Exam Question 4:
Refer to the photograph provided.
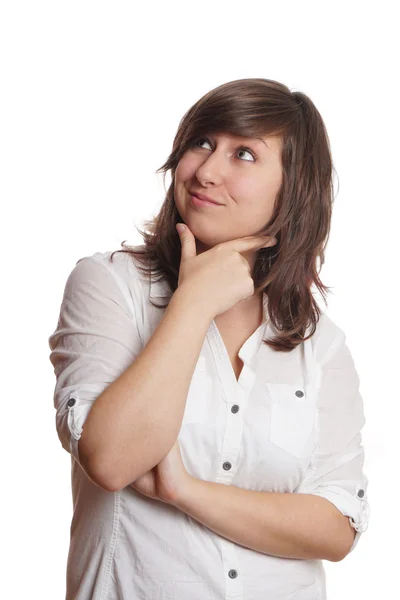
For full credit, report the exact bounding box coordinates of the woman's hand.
[176,222,277,318]
[129,438,192,506]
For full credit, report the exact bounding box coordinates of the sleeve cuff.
[65,389,98,465]
[302,483,370,553]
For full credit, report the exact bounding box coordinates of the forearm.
[176,478,356,562]
[79,286,212,491]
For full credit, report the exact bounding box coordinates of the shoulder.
[69,249,149,291]
[76,249,145,284]
[69,247,172,312]
[309,309,347,367]
[62,249,148,317]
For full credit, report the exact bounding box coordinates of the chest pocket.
[182,356,214,425]
[266,382,316,458]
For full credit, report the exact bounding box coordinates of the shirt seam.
[296,336,321,493]
[90,254,145,347]
[99,491,121,600]
[90,254,136,316]
[296,325,347,494]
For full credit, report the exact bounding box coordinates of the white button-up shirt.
[48,250,370,600]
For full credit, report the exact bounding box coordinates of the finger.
[228,235,278,253]
[176,223,197,260]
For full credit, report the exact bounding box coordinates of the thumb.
[176,223,197,260]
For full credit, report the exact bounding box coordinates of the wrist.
[173,473,199,511]
[172,285,215,324]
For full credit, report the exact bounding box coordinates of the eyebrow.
[255,137,269,148]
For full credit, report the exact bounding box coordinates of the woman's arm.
[171,323,369,563]
[49,256,213,493]
[175,479,355,561]
[79,284,212,491]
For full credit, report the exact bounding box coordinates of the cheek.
[240,172,281,204]
[175,156,198,182]
[231,180,277,223]
[230,176,265,202]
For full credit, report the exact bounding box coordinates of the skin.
[174,131,283,321]
[130,131,284,504]
[129,136,357,561]
[129,438,189,505]
[174,130,283,273]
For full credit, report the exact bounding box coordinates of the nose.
[195,148,227,187]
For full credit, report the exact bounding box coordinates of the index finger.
[225,235,277,253]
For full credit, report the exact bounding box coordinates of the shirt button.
[295,390,304,398]
[357,489,365,498]
[228,569,238,579]
[67,398,76,407]
[231,405,239,413]
[223,461,232,471]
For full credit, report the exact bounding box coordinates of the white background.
[1,0,398,597]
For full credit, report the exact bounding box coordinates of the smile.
[190,194,224,208]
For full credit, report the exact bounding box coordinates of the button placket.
[206,321,253,598]
[207,324,250,483]
[216,385,247,483]
[220,536,243,599]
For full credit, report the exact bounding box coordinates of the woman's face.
[174,131,283,254]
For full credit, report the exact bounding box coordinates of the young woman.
[48,77,370,599]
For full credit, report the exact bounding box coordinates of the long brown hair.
[110,78,336,352]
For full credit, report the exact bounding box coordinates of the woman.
[48,78,370,599]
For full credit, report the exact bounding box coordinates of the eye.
[193,137,257,162]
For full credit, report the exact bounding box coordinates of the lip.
[189,191,223,206]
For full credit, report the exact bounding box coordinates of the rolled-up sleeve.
[48,254,144,467]
[296,329,370,554]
